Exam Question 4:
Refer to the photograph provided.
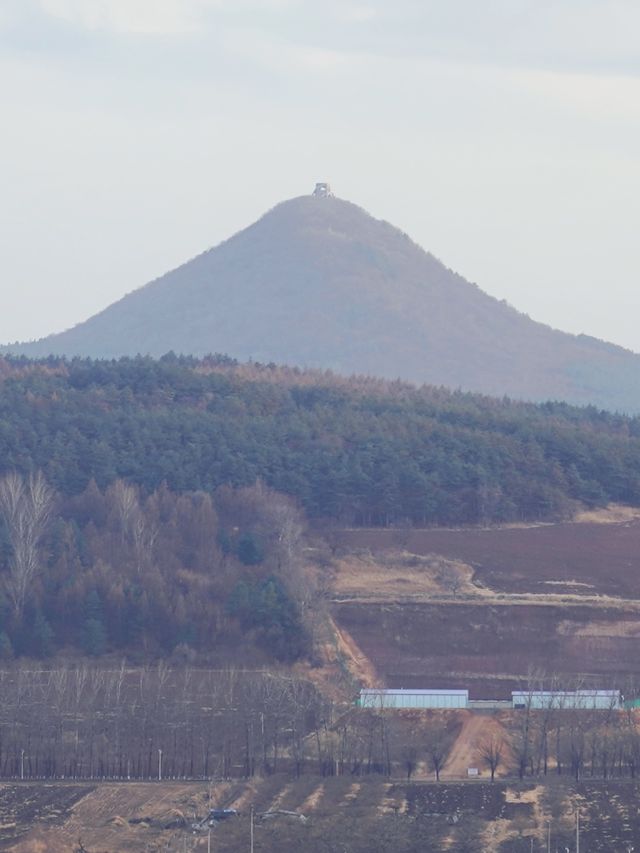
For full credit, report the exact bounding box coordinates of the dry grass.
[329,549,640,612]
[482,817,514,848]
[267,784,292,812]
[573,504,640,524]
[342,783,361,805]
[332,551,484,601]
[5,782,210,853]
[299,783,325,813]
[557,619,640,638]
[376,783,399,815]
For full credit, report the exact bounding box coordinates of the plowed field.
[334,517,640,597]
[329,517,640,695]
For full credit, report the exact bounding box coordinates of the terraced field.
[329,516,640,696]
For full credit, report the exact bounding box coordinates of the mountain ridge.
[5,193,640,412]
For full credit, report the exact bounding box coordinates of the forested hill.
[5,194,640,413]
[2,355,640,526]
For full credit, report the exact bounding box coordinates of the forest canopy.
[1,353,640,527]
[0,474,312,662]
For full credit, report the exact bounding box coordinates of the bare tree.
[0,471,54,616]
[111,480,138,543]
[401,742,420,781]
[435,559,463,597]
[426,724,449,781]
[479,734,505,782]
[567,714,586,782]
[131,508,158,574]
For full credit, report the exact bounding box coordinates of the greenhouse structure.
[357,688,469,709]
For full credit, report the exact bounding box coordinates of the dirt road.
[443,713,511,780]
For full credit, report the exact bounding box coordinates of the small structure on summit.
[313,182,333,198]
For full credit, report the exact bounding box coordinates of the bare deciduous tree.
[426,724,449,782]
[0,471,54,616]
[479,734,505,782]
[111,480,138,543]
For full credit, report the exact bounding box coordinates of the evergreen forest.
[1,354,639,527]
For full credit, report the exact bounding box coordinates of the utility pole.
[547,820,551,853]
[576,807,580,853]
[20,749,24,780]
[207,829,211,853]
[250,804,254,853]
[158,748,163,782]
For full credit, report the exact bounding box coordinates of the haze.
[2,0,640,352]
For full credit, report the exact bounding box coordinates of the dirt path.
[442,712,482,779]
[331,590,640,610]
[329,616,380,687]
[443,714,512,780]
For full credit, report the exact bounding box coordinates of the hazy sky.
[2,0,640,351]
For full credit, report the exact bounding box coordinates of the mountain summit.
[7,192,640,411]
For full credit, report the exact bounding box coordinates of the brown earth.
[334,600,640,696]
[327,517,640,696]
[333,516,640,597]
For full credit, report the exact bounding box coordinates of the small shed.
[511,690,621,711]
[358,688,468,710]
[312,182,332,197]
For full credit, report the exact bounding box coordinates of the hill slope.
[2,356,640,525]
[7,195,640,411]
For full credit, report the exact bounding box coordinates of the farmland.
[329,515,640,696]
[5,513,640,849]
[4,776,640,852]
[332,511,640,598]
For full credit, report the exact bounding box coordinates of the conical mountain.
[7,193,640,411]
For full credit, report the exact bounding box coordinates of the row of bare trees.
[2,661,637,784]
[0,664,330,780]
[511,698,640,781]
[311,708,458,780]
[0,663,466,782]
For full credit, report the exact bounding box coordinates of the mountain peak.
[5,194,640,412]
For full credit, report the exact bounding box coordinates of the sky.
[1,0,640,351]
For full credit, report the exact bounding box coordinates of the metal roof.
[360,688,468,696]
[512,690,619,697]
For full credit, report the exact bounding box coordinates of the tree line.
[508,678,640,783]
[0,664,458,783]
[1,354,640,526]
[0,665,324,780]
[3,661,636,786]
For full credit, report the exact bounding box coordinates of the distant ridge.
[6,192,640,412]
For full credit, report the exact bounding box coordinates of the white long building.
[358,688,468,710]
[511,690,621,711]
